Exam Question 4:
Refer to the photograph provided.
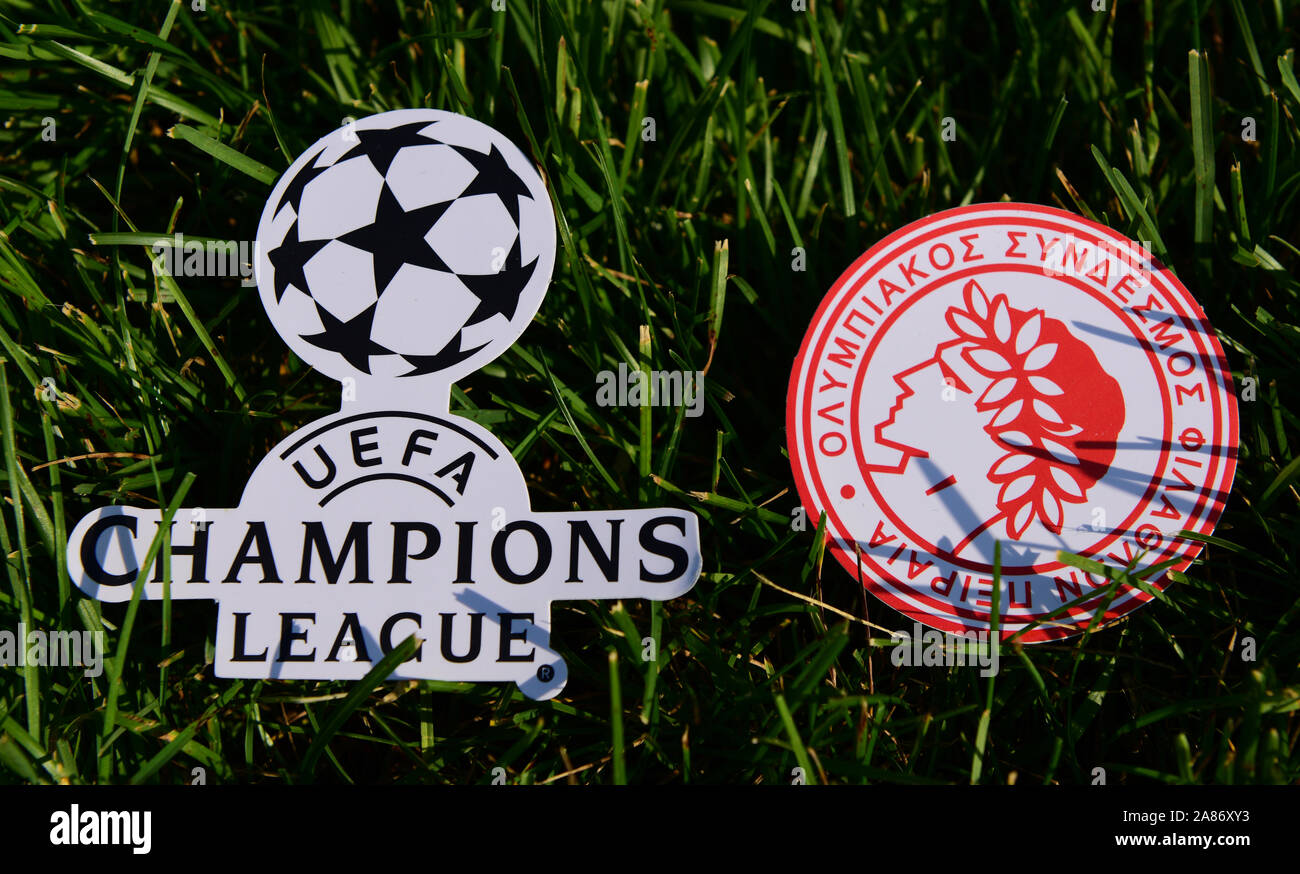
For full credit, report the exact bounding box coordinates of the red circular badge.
[787,204,1238,642]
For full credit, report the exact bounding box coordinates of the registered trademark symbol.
[537,664,555,682]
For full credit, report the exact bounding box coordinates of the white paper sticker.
[787,204,1238,642]
[67,109,702,700]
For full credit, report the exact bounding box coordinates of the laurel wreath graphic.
[945,280,1091,538]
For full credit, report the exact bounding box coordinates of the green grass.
[1,0,1298,785]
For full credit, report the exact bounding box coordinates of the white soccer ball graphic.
[254,109,556,386]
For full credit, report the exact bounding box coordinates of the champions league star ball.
[254,109,556,391]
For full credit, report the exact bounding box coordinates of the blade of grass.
[168,124,278,184]
[297,633,420,781]
[773,692,816,784]
[1189,50,1215,256]
[609,648,626,784]
[99,472,196,780]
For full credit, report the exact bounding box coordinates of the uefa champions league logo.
[66,109,702,700]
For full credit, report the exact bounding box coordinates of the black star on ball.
[337,120,441,176]
[272,152,331,220]
[400,331,490,377]
[451,143,534,226]
[300,301,393,374]
[267,219,330,303]
[337,183,454,295]
[461,236,538,327]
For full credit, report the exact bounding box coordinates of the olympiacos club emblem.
[67,109,702,699]
[788,204,1237,641]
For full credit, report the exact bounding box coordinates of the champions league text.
[70,508,695,673]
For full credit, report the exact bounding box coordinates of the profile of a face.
[872,279,1125,558]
